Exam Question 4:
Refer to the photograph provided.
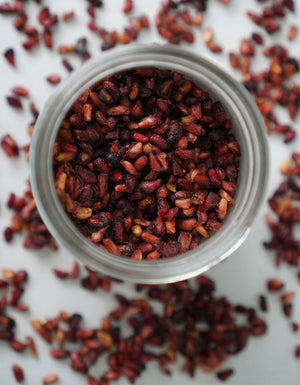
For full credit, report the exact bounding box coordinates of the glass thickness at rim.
[30,44,269,284]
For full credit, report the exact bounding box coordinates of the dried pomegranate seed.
[46,75,61,85]
[295,345,300,358]
[1,135,19,157]
[62,58,74,72]
[32,277,266,382]
[62,11,74,22]
[6,96,22,109]
[123,0,133,14]
[23,37,39,51]
[266,279,284,292]
[264,154,300,267]
[12,364,24,383]
[4,48,16,67]
[217,369,234,381]
[259,295,268,312]
[12,87,29,97]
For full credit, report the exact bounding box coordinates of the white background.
[0,0,300,384]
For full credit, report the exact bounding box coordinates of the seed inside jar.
[53,67,240,259]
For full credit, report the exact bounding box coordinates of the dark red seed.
[22,37,39,51]
[38,7,50,24]
[0,4,17,13]
[23,25,39,37]
[0,279,9,288]
[4,48,15,67]
[294,346,300,358]
[43,29,52,49]
[12,365,24,383]
[292,322,299,332]
[62,58,74,72]
[1,135,19,157]
[259,295,268,312]
[10,340,27,352]
[6,96,22,109]
[251,32,263,45]
[217,369,234,381]
[4,227,14,242]
[41,15,58,28]
[30,102,39,119]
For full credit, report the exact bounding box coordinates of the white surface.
[1,0,300,384]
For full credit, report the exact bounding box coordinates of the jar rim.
[30,44,269,284]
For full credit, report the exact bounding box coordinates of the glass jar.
[30,44,269,284]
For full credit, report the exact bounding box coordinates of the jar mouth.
[30,44,269,284]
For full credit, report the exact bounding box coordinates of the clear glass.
[30,44,269,284]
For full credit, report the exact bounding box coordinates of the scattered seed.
[266,279,284,292]
[294,345,300,358]
[47,75,61,85]
[32,278,266,382]
[123,0,133,14]
[259,295,268,312]
[1,135,19,157]
[62,11,74,22]
[6,96,22,109]
[12,364,24,383]
[4,48,15,67]
[217,369,234,381]
[12,87,29,97]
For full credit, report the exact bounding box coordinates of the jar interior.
[30,45,268,283]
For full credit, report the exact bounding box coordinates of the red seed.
[23,25,39,37]
[47,75,61,85]
[252,32,264,45]
[123,0,133,14]
[1,135,19,157]
[62,58,74,72]
[12,87,29,97]
[22,37,39,51]
[0,4,17,14]
[295,346,300,358]
[12,365,24,383]
[4,48,16,67]
[43,29,52,49]
[10,340,27,352]
[26,336,38,357]
[6,96,22,109]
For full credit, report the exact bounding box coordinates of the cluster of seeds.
[53,67,240,259]
[4,185,57,250]
[264,153,300,267]
[0,268,38,384]
[31,277,267,384]
[53,262,114,292]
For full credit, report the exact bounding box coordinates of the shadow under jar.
[30,44,269,284]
